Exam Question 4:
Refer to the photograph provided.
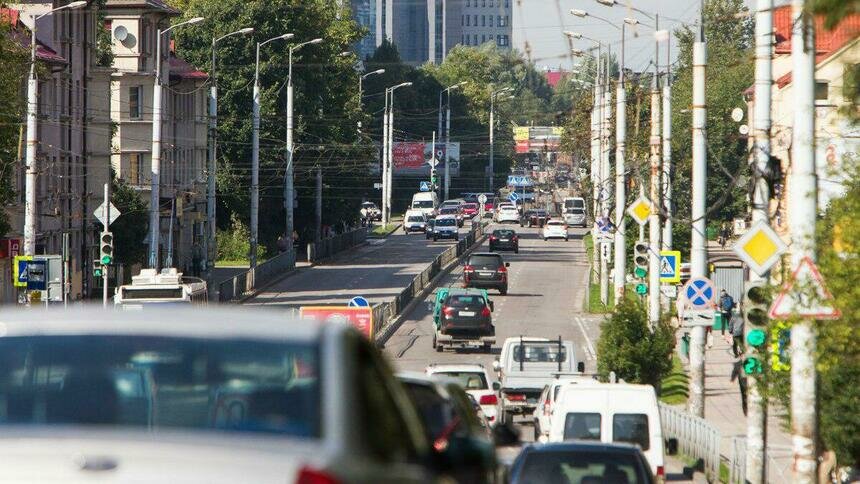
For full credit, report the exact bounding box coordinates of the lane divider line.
[575,316,598,360]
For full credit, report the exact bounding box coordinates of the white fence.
[659,403,721,481]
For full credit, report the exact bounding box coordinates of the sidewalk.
[689,330,793,482]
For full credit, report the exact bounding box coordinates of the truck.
[492,336,584,424]
[427,287,496,352]
[562,196,587,227]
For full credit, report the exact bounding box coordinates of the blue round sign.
[348,296,370,307]
[682,277,716,309]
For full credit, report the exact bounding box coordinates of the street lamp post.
[249,33,293,269]
[284,37,323,258]
[382,82,412,225]
[208,26,253,276]
[489,87,513,192]
[359,68,385,99]
[148,16,205,270]
[438,81,466,200]
[22,1,87,258]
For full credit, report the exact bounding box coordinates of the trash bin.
[680,332,690,359]
[713,312,725,331]
[706,226,718,240]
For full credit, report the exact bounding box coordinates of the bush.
[217,214,266,262]
[596,298,675,388]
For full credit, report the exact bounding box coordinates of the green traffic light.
[746,308,769,327]
[743,357,763,375]
[635,283,648,295]
[94,268,103,277]
[634,267,647,278]
[101,255,112,265]
[747,329,767,347]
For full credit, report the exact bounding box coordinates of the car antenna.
[557,335,562,373]
[519,335,524,372]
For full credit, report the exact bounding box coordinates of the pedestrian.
[719,289,735,336]
[719,222,731,248]
[728,311,745,358]
[277,234,288,253]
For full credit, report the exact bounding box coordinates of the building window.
[466,0,470,6]
[505,15,510,26]
[481,15,485,26]
[474,15,477,25]
[505,0,509,7]
[489,0,493,6]
[466,15,470,26]
[129,86,142,119]
[482,0,486,6]
[461,14,464,26]
[814,81,829,101]
[489,15,493,27]
[129,153,142,185]
[473,34,478,45]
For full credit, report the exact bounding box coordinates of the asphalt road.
[244,221,476,308]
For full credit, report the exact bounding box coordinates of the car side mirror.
[489,301,495,312]
[666,438,679,455]
[492,381,501,391]
[505,262,510,267]
[492,359,501,372]
[577,362,586,373]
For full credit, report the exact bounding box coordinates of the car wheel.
[500,286,508,296]
[565,237,569,242]
[433,236,438,242]
[515,248,519,254]
[484,343,492,353]
[432,332,437,349]
[503,410,514,425]
[544,237,548,241]
[533,423,541,442]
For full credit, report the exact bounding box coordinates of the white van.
[548,382,666,479]
[410,192,438,217]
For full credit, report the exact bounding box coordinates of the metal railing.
[727,437,792,484]
[659,403,721,481]
[307,228,368,263]
[373,219,486,342]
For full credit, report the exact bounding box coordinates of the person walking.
[728,311,745,358]
[718,222,731,248]
[719,289,735,336]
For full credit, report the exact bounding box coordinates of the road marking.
[574,316,597,360]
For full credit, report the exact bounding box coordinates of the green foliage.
[110,179,148,266]
[809,0,860,29]
[217,213,265,262]
[596,298,675,388]
[659,354,689,405]
[0,23,28,237]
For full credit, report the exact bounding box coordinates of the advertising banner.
[512,126,563,153]
[300,306,374,338]
[393,142,459,176]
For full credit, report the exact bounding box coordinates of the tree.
[110,179,149,267]
[0,21,28,237]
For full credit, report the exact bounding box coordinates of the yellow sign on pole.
[731,220,787,276]
[626,196,652,226]
[12,255,32,287]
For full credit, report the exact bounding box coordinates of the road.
[244,222,475,307]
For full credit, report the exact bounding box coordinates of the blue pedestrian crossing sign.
[419,181,431,192]
[659,250,681,283]
[508,191,519,202]
[348,296,370,307]
[682,276,716,310]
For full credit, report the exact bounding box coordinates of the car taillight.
[656,466,665,478]
[481,305,491,317]
[490,236,497,241]
[543,399,552,416]
[479,394,498,405]
[512,236,518,241]
[296,467,340,484]
[442,306,455,317]
[498,265,507,273]
[464,265,475,273]
[506,393,526,402]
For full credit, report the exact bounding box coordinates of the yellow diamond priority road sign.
[732,220,787,276]
[626,196,652,226]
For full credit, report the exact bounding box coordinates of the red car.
[462,203,479,218]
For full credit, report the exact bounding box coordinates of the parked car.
[495,205,520,224]
[360,201,382,221]
[397,374,498,484]
[404,210,427,233]
[425,363,501,426]
[542,219,569,241]
[548,381,670,479]
[463,252,510,295]
[0,307,439,483]
[509,442,656,484]
[428,287,496,352]
[489,229,519,253]
[433,215,459,241]
[437,205,464,227]
[425,218,437,240]
[520,209,548,228]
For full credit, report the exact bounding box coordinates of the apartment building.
[454,0,511,49]
[104,0,208,275]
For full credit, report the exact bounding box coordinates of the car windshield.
[463,204,478,210]
[413,200,434,208]
[0,335,321,438]
[468,255,502,267]
[533,211,547,216]
[437,218,456,227]
[493,230,515,237]
[511,343,567,363]
[408,215,425,222]
[446,295,484,307]
[439,208,458,214]
[435,371,488,391]
[568,208,585,215]
[613,413,650,450]
[362,203,375,209]
[547,221,564,226]
[563,412,602,440]
[516,450,647,484]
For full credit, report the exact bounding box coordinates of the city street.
[244,222,476,307]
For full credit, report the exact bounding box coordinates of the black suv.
[489,229,519,253]
[463,253,509,295]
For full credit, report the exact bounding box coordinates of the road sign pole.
[103,183,110,308]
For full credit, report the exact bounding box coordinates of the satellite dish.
[739,124,749,135]
[731,107,744,123]
[114,25,128,42]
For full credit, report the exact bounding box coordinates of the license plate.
[499,239,509,242]
[477,271,494,277]
[459,311,475,317]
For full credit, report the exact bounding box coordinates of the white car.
[542,219,569,241]
[403,210,427,233]
[533,376,592,441]
[495,206,520,224]
[425,363,500,426]
[0,307,438,483]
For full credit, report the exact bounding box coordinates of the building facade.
[453,0,511,49]
[104,0,208,276]
[350,0,376,60]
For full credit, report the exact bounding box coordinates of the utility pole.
[648,17,662,328]
[747,1,773,481]
[614,26,627,302]
[689,1,709,419]
[387,92,395,221]
[102,183,110,307]
[789,1,818,481]
[662,35,673,251]
[600,48,612,306]
[315,165,322,243]
[382,89,390,225]
[592,51,603,280]
[489,94,495,192]
[444,97,452,200]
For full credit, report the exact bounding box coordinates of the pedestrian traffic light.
[743,356,763,375]
[100,231,114,266]
[743,280,771,327]
[635,283,648,295]
[93,259,103,278]
[634,242,648,279]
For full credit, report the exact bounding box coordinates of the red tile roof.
[545,70,569,88]
[169,55,208,81]
[772,5,860,88]
[0,7,66,64]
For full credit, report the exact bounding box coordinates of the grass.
[215,260,251,267]
[369,223,399,236]
[660,354,690,405]
[589,282,615,313]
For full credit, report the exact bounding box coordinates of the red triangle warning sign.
[769,257,842,320]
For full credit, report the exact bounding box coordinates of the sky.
[513,0,770,72]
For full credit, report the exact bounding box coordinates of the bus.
[114,268,208,308]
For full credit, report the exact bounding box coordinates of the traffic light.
[431,168,438,187]
[100,231,114,266]
[633,242,648,278]
[93,259,103,278]
[743,280,773,375]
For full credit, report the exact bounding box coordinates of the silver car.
[0,307,435,483]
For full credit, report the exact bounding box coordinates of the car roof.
[441,288,487,297]
[436,214,457,220]
[0,307,324,342]
[503,336,552,343]
[521,441,644,454]
[426,363,488,373]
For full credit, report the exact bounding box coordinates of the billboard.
[299,306,374,338]
[513,126,563,154]
[393,142,460,176]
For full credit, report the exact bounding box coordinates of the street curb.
[367,223,403,239]
[375,231,490,347]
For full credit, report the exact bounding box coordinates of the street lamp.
[382,82,412,225]
[284,36,323,253]
[437,81,467,200]
[489,87,513,191]
[22,0,87,257]
[359,68,385,98]
[207,26,253,276]
[148,15,205,269]
[248,32,293,268]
